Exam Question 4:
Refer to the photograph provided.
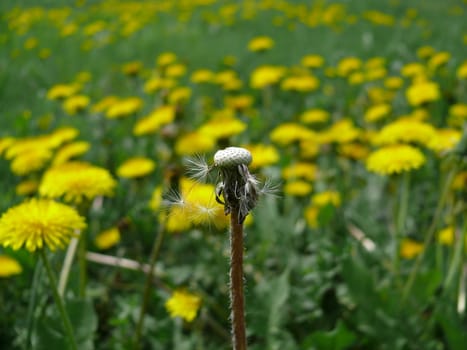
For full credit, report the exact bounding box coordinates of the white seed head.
[214,147,252,168]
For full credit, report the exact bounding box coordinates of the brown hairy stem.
[230,206,247,350]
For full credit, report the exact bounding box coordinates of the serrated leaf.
[304,320,356,350]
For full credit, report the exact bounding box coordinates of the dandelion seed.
[184,155,212,182]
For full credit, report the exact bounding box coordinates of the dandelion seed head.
[214,147,252,168]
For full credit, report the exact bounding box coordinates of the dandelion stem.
[229,205,247,350]
[402,163,458,302]
[444,219,467,293]
[39,249,78,350]
[26,257,43,349]
[58,236,80,297]
[78,230,88,298]
[394,172,410,277]
[133,218,167,350]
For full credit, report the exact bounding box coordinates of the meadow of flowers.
[0,0,466,349]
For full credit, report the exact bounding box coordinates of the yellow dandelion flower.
[62,94,90,115]
[364,103,391,123]
[406,81,440,106]
[0,137,15,157]
[348,72,365,85]
[301,54,325,69]
[50,127,80,146]
[106,97,143,119]
[190,69,215,83]
[95,227,120,250]
[456,60,467,79]
[428,51,450,71]
[250,65,286,89]
[165,289,201,322]
[452,171,467,191]
[223,77,243,91]
[175,132,215,156]
[53,141,90,165]
[0,255,23,277]
[270,123,315,145]
[248,36,275,52]
[450,103,467,119]
[122,61,143,76]
[365,67,387,82]
[184,182,227,228]
[214,70,237,85]
[437,226,454,246]
[367,86,393,104]
[91,96,119,113]
[244,144,279,168]
[366,144,426,175]
[149,186,163,212]
[10,148,53,176]
[75,71,92,84]
[304,206,319,229]
[365,57,386,70]
[143,77,176,94]
[401,62,425,78]
[40,161,116,204]
[222,55,237,67]
[46,83,80,100]
[336,57,362,77]
[117,157,156,178]
[224,95,254,110]
[166,63,187,78]
[427,129,461,153]
[373,119,437,146]
[168,87,191,105]
[199,113,246,140]
[338,143,370,160]
[319,119,360,144]
[281,75,320,92]
[282,162,318,181]
[300,139,320,158]
[300,109,329,124]
[312,191,341,208]
[384,76,404,90]
[417,45,435,59]
[448,103,467,127]
[157,52,177,67]
[284,180,312,196]
[400,238,423,259]
[133,105,176,136]
[0,198,86,252]
[164,207,192,233]
[24,37,38,50]
[16,179,39,196]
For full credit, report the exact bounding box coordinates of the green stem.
[26,257,43,350]
[133,219,167,350]
[394,172,410,277]
[444,220,467,292]
[78,230,87,298]
[58,237,79,297]
[402,163,458,302]
[39,249,78,350]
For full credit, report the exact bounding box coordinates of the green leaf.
[34,298,97,350]
[305,320,357,350]
[317,204,336,227]
[435,304,467,350]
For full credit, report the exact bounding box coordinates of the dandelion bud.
[214,147,252,168]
